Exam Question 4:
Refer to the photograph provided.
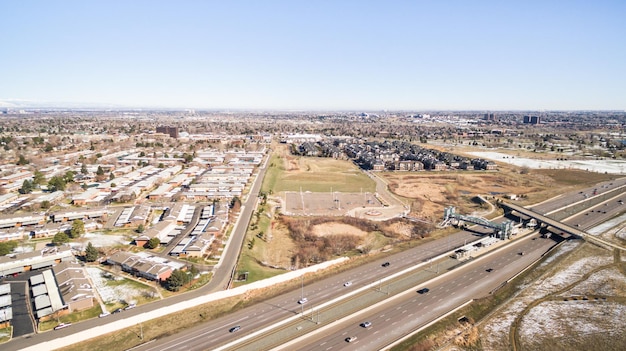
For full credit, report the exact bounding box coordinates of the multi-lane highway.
[290,234,553,351]
[133,229,484,351]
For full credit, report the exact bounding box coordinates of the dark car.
[486,268,494,272]
[229,325,241,333]
[417,288,430,294]
[112,308,123,314]
[381,262,390,267]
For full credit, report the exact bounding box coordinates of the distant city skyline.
[1,1,625,111]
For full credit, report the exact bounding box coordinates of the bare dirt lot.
[382,167,618,222]
[283,191,381,216]
[311,222,369,237]
[383,171,540,221]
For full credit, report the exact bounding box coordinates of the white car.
[298,297,308,304]
[99,312,110,318]
[343,281,352,287]
[54,323,72,330]
[124,303,136,310]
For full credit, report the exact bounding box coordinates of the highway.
[290,234,553,351]
[129,230,552,351]
[133,230,484,351]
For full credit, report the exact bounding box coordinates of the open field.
[382,168,619,223]
[262,144,376,193]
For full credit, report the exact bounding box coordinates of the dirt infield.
[283,191,382,216]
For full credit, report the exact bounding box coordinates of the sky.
[1,1,625,111]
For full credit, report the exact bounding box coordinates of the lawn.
[262,145,375,193]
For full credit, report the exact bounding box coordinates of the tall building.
[156,126,179,138]
[523,116,540,124]
[484,113,497,121]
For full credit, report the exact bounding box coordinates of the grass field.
[262,145,376,193]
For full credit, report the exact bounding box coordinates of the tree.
[70,219,85,238]
[0,240,19,255]
[33,170,46,185]
[85,242,98,262]
[109,172,115,180]
[40,200,51,209]
[81,163,88,174]
[96,166,105,176]
[144,237,160,249]
[63,170,75,183]
[165,269,188,291]
[52,232,70,245]
[136,224,145,233]
[16,154,29,165]
[182,153,194,163]
[19,179,34,194]
[47,176,66,192]
[44,143,53,152]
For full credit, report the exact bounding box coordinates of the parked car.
[381,262,390,267]
[124,303,136,310]
[98,312,110,318]
[360,321,372,328]
[229,325,241,333]
[54,323,71,330]
[417,288,430,294]
[112,308,123,314]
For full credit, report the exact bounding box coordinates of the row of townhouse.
[169,203,227,258]
[106,251,174,281]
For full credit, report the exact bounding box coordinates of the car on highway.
[417,287,430,294]
[229,325,241,333]
[360,321,372,328]
[381,262,390,267]
[486,268,494,272]
[298,297,308,304]
[345,336,357,342]
[343,281,352,287]
[54,323,71,330]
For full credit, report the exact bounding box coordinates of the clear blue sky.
[1,1,625,110]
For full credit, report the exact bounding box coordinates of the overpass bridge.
[442,206,514,240]
[501,201,626,251]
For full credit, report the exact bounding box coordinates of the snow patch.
[86,267,155,304]
[520,301,626,341]
[467,151,626,174]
